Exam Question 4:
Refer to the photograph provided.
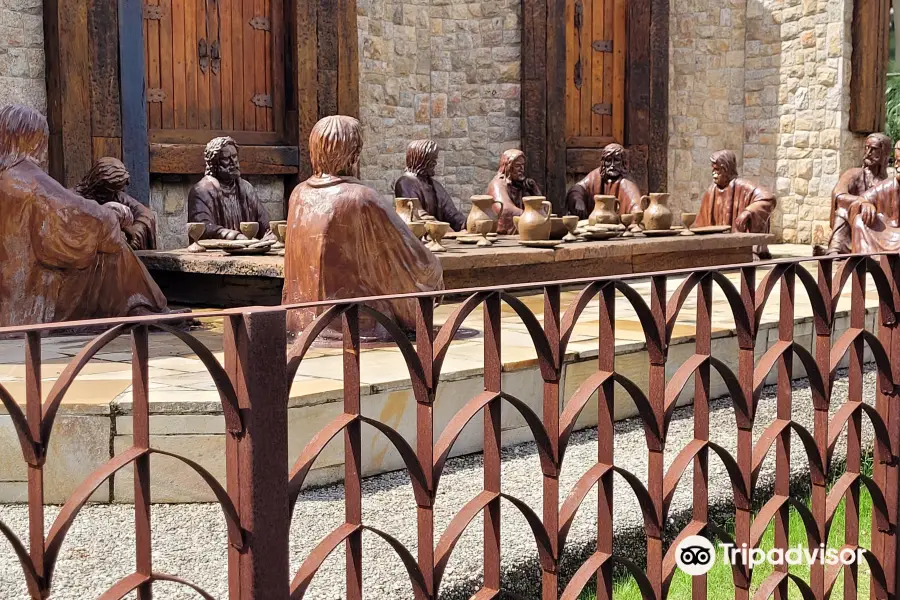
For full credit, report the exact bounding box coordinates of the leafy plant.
[885,73,900,142]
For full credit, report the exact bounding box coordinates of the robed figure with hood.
[393,139,466,231]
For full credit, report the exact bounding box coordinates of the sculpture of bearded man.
[565,143,644,221]
[487,149,542,235]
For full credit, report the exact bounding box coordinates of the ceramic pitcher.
[642,193,673,231]
[466,195,501,233]
[589,195,620,225]
[395,198,415,223]
[518,196,552,241]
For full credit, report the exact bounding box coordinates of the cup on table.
[240,221,260,239]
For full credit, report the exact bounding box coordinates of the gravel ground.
[0,367,878,599]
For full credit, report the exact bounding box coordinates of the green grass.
[579,477,875,599]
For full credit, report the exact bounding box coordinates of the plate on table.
[580,230,622,241]
[642,229,679,237]
[197,239,254,250]
[518,239,563,248]
[690,226,733,235]
[457,235,490,245]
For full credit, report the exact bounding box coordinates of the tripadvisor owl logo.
[675,535,716,576]
[674,534,865,576]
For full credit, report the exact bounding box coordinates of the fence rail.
[0,253,899,599]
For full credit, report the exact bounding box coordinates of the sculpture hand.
[858,201,878,227]
[735,210,752,232]
[222,229,248,241]
[127,228,145,250]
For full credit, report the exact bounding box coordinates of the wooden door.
[565,0,625,147]
[143,0,286,145]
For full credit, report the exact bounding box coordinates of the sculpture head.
[0,104,49,172]
[204,136,241,183]
[710,150,738,189]
[863,133,891,172]
[75,157,130,203]
[498,149,526,184]
[310,115,363,178]
[600,143,627,180]
[406,139,439,178]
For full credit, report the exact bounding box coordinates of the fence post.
[225,308,290,599]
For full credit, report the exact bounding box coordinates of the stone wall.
[356,0,522,214]
[0,0,46,110]
[151,176,286,250]
[668,0,866,244]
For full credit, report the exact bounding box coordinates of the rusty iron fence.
[1,253,900,599]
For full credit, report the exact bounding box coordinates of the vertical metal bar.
[811,259,833,600]
[596,284,615,600]
[693,275,712,600]
[132,326,153,599]
[734,266,756,600]
[483,292,502,593]
[845,262,866,599]
[225,309,290,599]
[647,275,666,599]
[25,332,45,599]
[415,297,435,600]
[883,256,900,598]
[343,306,363,600]
[542,284,561,600]
[774,268,795,600]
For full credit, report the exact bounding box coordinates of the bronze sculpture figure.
[282,115,444,341]
[487,149,542,235]
[694,150,775,258]
[75,157,157,250]
[188,136,271,240]
[824,133,891,255]
[0,105,168,326]
[394,140,466,231]
[850,174,900,254]
[565,143,644,221]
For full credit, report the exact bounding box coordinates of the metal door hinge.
[250,16,270,31]
[147,88,166,103]
[144,4,163,19]
[574,0,583,30]
[591,103,612,116]
[592,40,613,52]
[251,94,272,107]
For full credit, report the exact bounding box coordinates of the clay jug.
[466,195,500,233]
[518,196,552,241]
[589,195,620,225]
[642,193,673,231]
[395,198,415,223]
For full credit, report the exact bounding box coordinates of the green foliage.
[885,73,900,142]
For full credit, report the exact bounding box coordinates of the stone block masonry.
[357,0,522,215]
[669,0,866,244]
[0,0,46,111]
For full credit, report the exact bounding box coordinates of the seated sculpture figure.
[394,140,466,231]
[188,136,271,240]
[75,157,157,250]
[487,149,542,234]
[823,133,890,255]
[565,143,644,220]
[0,105,168,326]
[695,149,776,248]
[850,173,900,254]
[282,115,444,341]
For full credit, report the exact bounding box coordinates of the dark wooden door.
[143,0,286,145]
[565,0,625,147]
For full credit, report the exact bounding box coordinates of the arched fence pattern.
[0,253,899,599]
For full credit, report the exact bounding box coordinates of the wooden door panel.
[565,0,625,146]
[144,0,285,146]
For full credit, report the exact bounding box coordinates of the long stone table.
[138,232,772,307]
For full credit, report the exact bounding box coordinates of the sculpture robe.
[565,170,644,220]
[188,175,270,239]
[282,176,444,341]
[394,173,466,231]
[0,160,168,327]
[851,177,900,254]
[87,192,157,250]
[487,175,542,235]
[694,178,776,232]
[827,167,885,255]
